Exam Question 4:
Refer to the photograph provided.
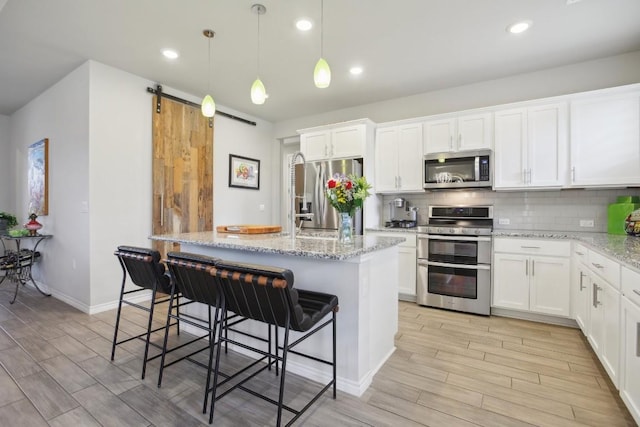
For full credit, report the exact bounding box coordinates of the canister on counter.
[608,196,640,235]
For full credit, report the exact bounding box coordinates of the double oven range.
[416,206,493,316]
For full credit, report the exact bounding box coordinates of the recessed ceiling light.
[350,66,363,75]
[507,20,532,34]
[296,19,313,31]
[162,49,179,59]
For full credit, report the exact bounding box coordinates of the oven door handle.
[420,234,492,242]
[420,260,491,271]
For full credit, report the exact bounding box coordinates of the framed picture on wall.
[28,138,49,215]
[229,154,260,190]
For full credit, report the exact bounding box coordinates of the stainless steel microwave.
[423,149,492,190]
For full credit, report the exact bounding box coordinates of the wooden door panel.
[152,96,213,259]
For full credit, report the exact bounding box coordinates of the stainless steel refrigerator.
[295,158,363,234]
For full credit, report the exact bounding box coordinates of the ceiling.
[1,0,639,122]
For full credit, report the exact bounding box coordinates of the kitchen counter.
[151,230,405,261]
[493,230,640,271]
[149,230,404,397]
[366,226,418,233]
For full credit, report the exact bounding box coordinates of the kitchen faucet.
[289,151,314,240]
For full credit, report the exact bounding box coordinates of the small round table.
[0,234,52,304]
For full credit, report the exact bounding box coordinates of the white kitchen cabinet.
[494,103,567,189]
[374,123,424,193]
[571,243,590,333]
[570,90,640,187]
[587,273,620,387]
[424,112,491,154]
[300,121,371,161]
[621,266,640,425]
[493,238,571,316]
[368,231,417,300]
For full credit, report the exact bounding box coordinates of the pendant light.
[201,29,216,117]
[314,0,331,88]
[251,4,267,105]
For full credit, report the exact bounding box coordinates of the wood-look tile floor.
[0,286,635,426]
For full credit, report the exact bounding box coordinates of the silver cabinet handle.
[575,251,585,256]
[525,259,529,276]
[571,166,576,182]
[579,272,586,291]
[398,176,402,188]
[532,259,535,276]
[592,282,598,308]
[591,262,604,269]
[521,246,540,249]
[633,289,640,297]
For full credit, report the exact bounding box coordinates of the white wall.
[274,50,640,138]
[0,114,12,211]
[9,62,91,307]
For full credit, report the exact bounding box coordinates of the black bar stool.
[209,260,338,426]
[111,246,179,379]
[161,252,275,415]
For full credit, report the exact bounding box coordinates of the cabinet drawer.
[573,242,589,263]
[622,266,640,307]
[494,238,570,257]
[588,249,621,288]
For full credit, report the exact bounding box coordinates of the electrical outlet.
[566,0,583,4]
[579,219,595,227]
[498,218,510,225]
[259,204,265,211]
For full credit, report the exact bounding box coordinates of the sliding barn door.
[152,96,213,259]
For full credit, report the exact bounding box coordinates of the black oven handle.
[419,260,491,271]
[418,234,492,242]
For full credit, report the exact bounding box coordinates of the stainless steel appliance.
[295,159,363,234]
[417,205,493,315]
[423,149,492,190]
[385,198,418,228]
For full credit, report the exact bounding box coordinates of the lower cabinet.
[493,238,571,316]
[621,267,640,425]
[368,231,416,300]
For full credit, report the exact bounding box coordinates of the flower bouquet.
[325,174,371,242]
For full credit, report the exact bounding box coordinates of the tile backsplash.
[381,188,640,232]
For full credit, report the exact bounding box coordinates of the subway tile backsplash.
[382,188,640,232]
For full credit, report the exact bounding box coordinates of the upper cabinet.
[375,123,424,193]
[299,120,374,161]
[494,103,568,189]
[424,112,492,154]
[569,90,640,187]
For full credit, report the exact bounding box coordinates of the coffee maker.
[385,198,418,228]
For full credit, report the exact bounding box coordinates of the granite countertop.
[493,230,640,271]
[149,231,406,261]
[366,227,418,233]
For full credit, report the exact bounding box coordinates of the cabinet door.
[457,113,492,151]
[529,255,570,316]
[572,262,591,333]
[397,124,424,192]
[331,125,365,159]
[528,103,567,187]
[621,297,640,425]
[424,118,455,153]
[300,131,330,161]
[494,108,527,188]
[374,127,399,192]
[601,279,620,387]
[492,253,529,310]
[570,92,640,186]
[398,245,417,298]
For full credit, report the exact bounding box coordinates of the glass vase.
[338,212,353,244]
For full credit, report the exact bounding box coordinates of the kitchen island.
[149,230,405,396]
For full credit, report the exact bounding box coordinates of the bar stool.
[161,252,275,415]
[209,260,338,426]
[111,246,179,379]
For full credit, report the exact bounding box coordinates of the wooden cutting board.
[216,225,282,234]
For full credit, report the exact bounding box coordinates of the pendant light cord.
[320,0,324,57]
[207,36,211,92]
[257,10,261,77]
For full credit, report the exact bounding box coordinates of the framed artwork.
[229,154,260,190]
[28,138,49,215]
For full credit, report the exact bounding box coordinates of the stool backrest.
[212,260,305,330]
[114,246,170,293]
[166,252,220,306]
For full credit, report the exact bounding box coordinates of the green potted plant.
[0,211,18,235]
